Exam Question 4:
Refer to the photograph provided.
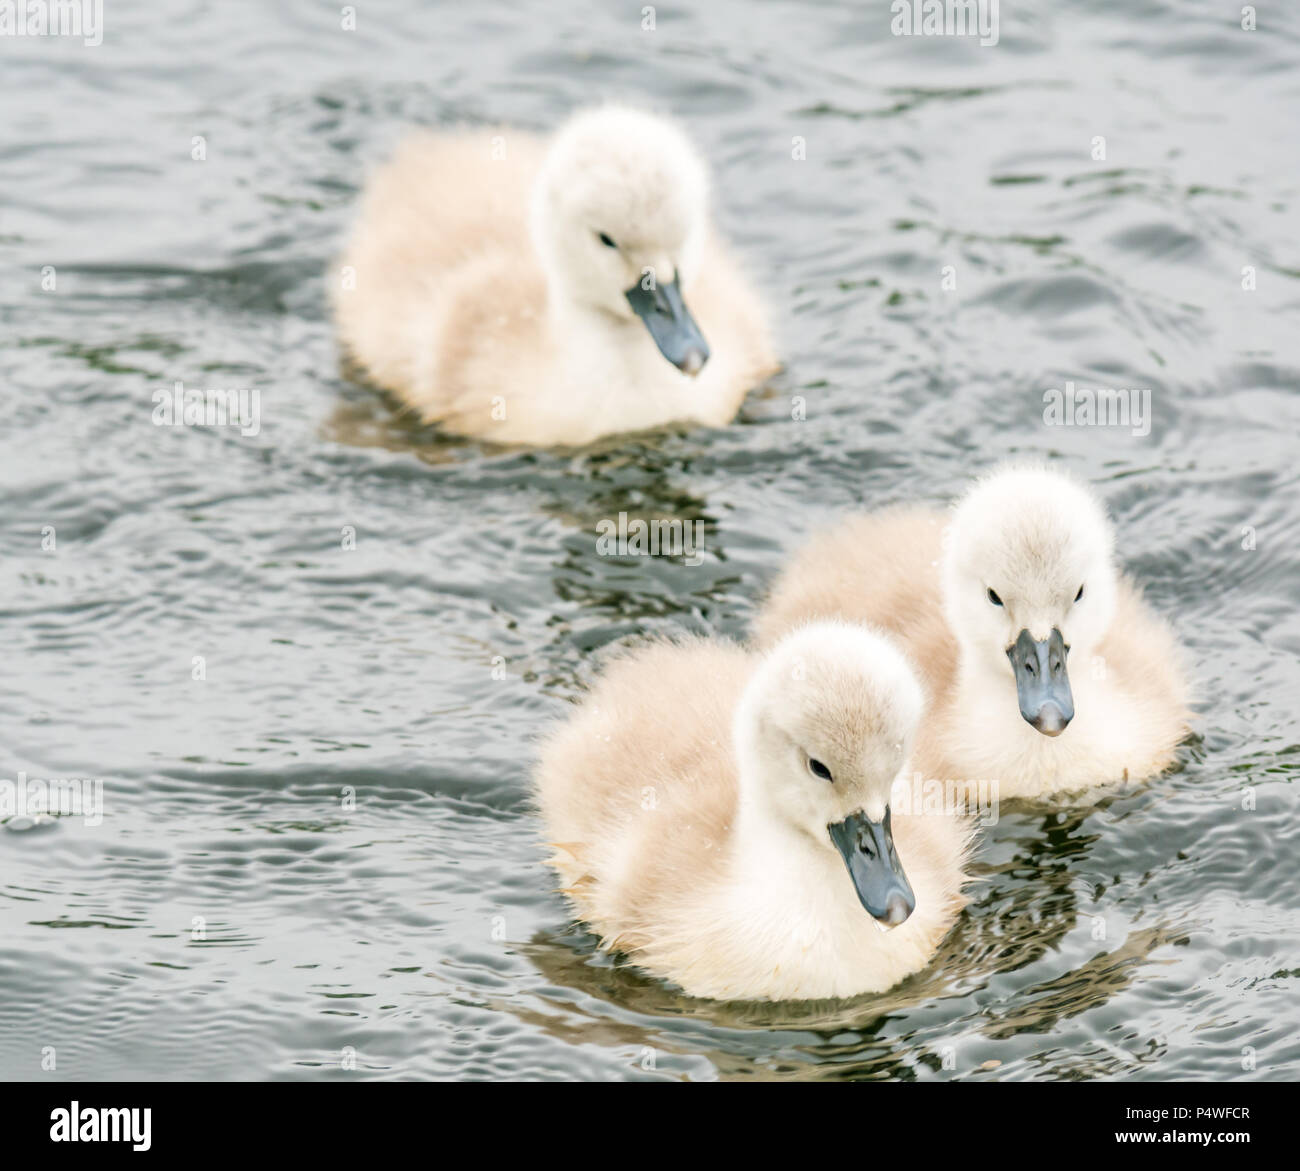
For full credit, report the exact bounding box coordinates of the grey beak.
[624,276,710,376]
[828,807,915,928]
[1007,628,1074,736]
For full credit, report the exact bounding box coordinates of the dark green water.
[1,0,1298,1080]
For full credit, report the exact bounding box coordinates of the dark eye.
[597,232,617,248]
[808,758,833,782]
[987,588,1003,607]
[1075,584,1084,602]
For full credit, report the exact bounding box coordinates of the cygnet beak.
[828,807,916,928]
[624,275,710,376]
[1007,628,1074,737]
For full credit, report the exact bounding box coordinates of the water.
[2,0,1298,1081]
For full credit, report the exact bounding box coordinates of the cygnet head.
[942,464,1118,737]
[734,621,925,929]
[530,106,711,376]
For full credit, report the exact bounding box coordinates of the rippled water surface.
[2,0,1299,1081]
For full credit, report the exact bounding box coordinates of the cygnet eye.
[1075,584,1084,602]
[597,232,618,248]
[807,758,833,782]
[987,588,1003,607]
